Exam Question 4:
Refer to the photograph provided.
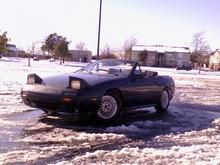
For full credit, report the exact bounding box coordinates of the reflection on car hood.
[42,72,122,87]
[72,72,122,86]
[42,74,69,88]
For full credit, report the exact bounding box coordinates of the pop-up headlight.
[27,76,35,84]
[69,77,88,90]
[27,74,42,84]
[70,80,81,90]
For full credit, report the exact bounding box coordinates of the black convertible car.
[21,59,175,122]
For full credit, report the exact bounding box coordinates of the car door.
[131,76,160,106]
[123,65,160,107]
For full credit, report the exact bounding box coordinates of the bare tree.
[114,47,124,60]
[75,41,86,50]
[123,36,137,60]
[102,44,111,55]
[26,42,38,66]
[191,32,210,74]
[100,44,117,59]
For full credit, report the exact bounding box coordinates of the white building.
[6,44,20,52]
[131,45,191,67]
[68,50,92,63]
[209,49,220,70]
[3,44,24,57]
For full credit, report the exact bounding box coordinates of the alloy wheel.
[97,95,118,119]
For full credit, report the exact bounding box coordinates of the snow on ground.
[0,58,220,164]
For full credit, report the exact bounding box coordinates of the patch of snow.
[0,58,220,164]
[106,124,143,134]
[56,124,220,164]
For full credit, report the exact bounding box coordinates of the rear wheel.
[155,89,170,113]
[95,92,121,123]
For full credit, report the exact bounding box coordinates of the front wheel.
[95,93,121,123]
[155,89,170,113]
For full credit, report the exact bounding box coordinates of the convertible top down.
[21,59,175,122]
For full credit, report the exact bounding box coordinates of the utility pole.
[96,0,102,60]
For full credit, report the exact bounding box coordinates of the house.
[131,45,191,68]
[209,49,220,70]
[68,50,92,63]
[4,44,20,56]
[3,44,25,57]
[6,44,20,52]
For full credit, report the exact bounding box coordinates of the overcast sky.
[1,0,220,53]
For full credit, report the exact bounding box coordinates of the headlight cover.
[69,77,88,90]
[70,80,81,90]
[27,74,43,84]
[27,76,35,84]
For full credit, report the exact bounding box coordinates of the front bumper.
[21,85,100,113]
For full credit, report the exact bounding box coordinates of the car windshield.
[76,59,134,76]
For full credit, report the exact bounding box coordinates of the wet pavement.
[0,110,43,154]
[1,103,219,157]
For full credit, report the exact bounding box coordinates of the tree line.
[0,30,213,67]
[0,31,138,62]
[38,33,138,62]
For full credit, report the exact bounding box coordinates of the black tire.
[155,89,170,113]
[95,92,122,123]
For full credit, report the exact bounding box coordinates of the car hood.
[42,72,122,87]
